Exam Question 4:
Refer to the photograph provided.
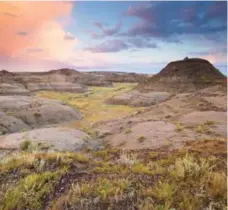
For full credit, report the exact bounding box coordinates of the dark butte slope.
[137,58,226,93]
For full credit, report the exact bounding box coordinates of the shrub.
[19,140,32,151]
[207,172,227,199]
[175,122,184,132]
[125,128,132,134]
[137,135,146,143]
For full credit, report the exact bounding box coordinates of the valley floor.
[36,83,143,133]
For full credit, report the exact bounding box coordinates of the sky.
[0,1,227,75]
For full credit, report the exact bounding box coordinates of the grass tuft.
[1,171,61,210]
[19,140,32,151]
[137,135,146,143]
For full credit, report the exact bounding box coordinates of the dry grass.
[174,122,184,132]
[36,83,143,133]
[0,140,226,210]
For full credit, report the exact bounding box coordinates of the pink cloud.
[0,2,73,56]
[0,2,110,71]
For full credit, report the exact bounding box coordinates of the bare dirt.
[94,85,227,150]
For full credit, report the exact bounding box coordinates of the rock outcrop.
[0,83,31,96]
[106,90,171,107]
[0,96,82,134]
[87,71,149,83]
[0,69,149,94]
[0,127,101,151]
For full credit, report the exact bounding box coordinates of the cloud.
[204,1,227,20]
[0,2,104,71]
[0,2,113,72]
[86,39,129,53]
[17,31,28,36]
[93,22,104,30]
[189,47,227,64]
[88,30,101,39]
[124,1,227,42]
[0,2,74,57]
[90,20,122,39]
[86,37,157,53]
[27,48,44,53]
[64,32,75,40]
[0,49,111,72]
[3,12,19,17]
[126,3,154,21]
[102,21,122,36]
[128,38,157,49]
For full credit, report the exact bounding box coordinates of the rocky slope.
[95,85,227,150]
[0,127,100,151]
[0,96,82,134]
[87,71,149,83]
[137,57,226,92]
[107,58,226,106]
[0,69,149,95]
[106,90,171,106]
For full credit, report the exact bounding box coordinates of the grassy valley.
[37,83,144,132]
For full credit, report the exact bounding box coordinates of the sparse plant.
[117,151,138,166]
[117,140,126,147]
[36,142,50,151]
[195,124,211,134]
[170,154,209,179]
[175,122,184,132]
[153,181,175,200]
[165,114,172,119]
[0,130,7,135]
[94,150,108,159]
[195,125,204,133]
[2,171,61,210]
[148,151,159,159]
[131,163,152,175]
[164,140,171,147]
[74,153,89,163]
[137,135,146,143]
[19,140,32,151]
[204,120,216,126]
[20,127,28,132]
[95,177,131,200]
[207,172,227,199]
[137,198,155,210]
[34,112,41,117]
[125,128,132,134]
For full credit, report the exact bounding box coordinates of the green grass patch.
[1,171,62,210]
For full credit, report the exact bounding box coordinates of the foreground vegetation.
[0,139,226,210]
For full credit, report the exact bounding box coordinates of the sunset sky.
[0,1,227,74]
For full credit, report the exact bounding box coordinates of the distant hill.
[137,58,226,92]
